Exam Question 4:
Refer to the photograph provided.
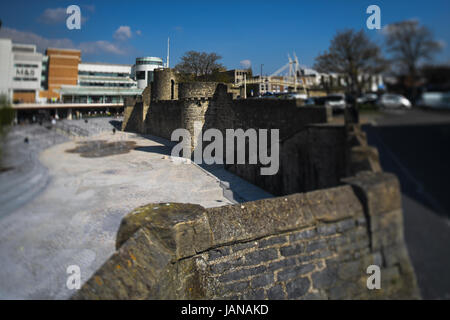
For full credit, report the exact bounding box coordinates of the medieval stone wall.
[178,82,219,100]
[72,172,419,300]
[122,96,143,133]
[105,71,420,300]
[125,80,379,196]
[143,100,183,140]
[152,69,178,101]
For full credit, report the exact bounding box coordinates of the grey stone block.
[223,280,250,293]
[251,273,274,288]
[244,248,278,266]
[305,239,328,253]
[267,257,297,272]
[286,277,310,299]
[232,241,257,253]
[297,250,333,263]
[219,266,265,283]
[259,235,287,248]
[209,256,245,274]
[289,228,317,242]
[280,244,305,257]
[311,267,338,289]
[242,288,266,300]
[317,224,337,236]
[301,291,327,300]
[277,263,315,282]
[267,284,285,300]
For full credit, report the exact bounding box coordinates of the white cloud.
[0,27,74,51]
[113,26,132,41]
[0,27,128,56]
[38,8,67,24]
[240,59,251,69]
[38,7,88,25]
[79,40,126,55]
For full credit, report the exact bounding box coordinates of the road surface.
[362,108,450,300]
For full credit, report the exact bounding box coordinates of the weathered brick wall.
[226,124,348,196]
[208,84,329,140]
[121,96,136,131]
[122,97,143,133]
[143,101,183,140]
[72,172,419,300]
[123,82,380,196]
[178,82,219,99]
[152,69,178,101]
[182,99,211,150]
[205,85,379,195]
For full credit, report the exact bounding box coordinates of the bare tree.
[384,20,442,100]
[175,51,224,81]
[314,29,387,95]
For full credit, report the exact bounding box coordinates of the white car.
[417,92,450,109]
[288,93,308,100]
[325,94,346,110]
[377,94,412,109]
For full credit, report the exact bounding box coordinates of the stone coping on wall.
[72,171,420,299]
[114,183,364,262]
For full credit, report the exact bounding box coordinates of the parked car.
[305,96,327,106]
[304,98,316,106]
[260,92,277,99]
[325,94,346,110]
[279,93,308,100]
[417,92,450,110]
[357,93,378,105]
[377,94,412,109]
[305,97,327,106]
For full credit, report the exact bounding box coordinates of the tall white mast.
[166,37,170,68]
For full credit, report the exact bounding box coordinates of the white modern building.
[135,56,164,89]
[59,62,142,103]
[0,39,42,102]
[0,39,13,98]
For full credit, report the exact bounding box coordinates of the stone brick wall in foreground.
[72,172,420,300]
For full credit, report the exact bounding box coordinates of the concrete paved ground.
[363,108,450,300]
[0,119,270,300]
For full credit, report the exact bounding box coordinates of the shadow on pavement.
[131,133,273,203]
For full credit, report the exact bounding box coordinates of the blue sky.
[0,0,449,74]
